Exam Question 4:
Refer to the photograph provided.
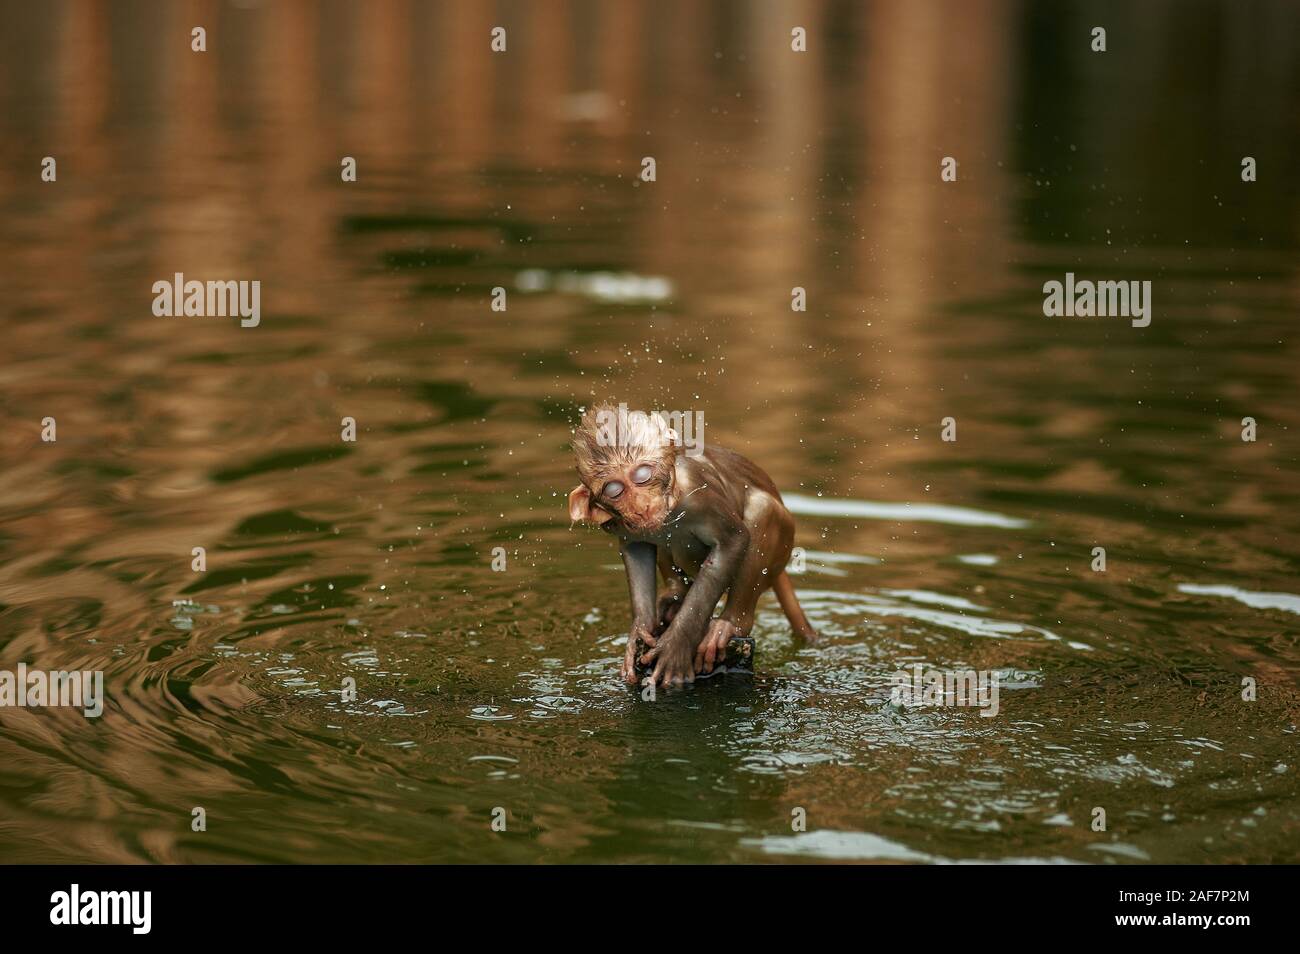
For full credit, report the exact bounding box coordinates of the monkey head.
[568,403,679,533]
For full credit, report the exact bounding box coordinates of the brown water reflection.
[0,0,1298,863]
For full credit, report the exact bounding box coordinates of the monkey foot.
[695,619,741,674]
[632,634,754,683]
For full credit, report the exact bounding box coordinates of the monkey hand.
[640,633,695,688]
[622,623,657,685]
[694,618,741,674]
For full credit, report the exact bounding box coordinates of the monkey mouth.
[621,507,670,532]
[623,515,662,532]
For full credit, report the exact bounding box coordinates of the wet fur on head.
[572,403,680,488]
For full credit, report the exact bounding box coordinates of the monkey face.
[602,462,673,531]
[570,403,680,532]
[568,461,674,532]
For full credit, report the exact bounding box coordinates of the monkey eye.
[603,481,625,499]
[632,464,654,484]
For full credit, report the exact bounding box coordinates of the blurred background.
[0,0,1298,864]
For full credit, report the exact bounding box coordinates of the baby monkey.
[567,404,818,687]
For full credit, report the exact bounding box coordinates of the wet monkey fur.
[567,404,818,687]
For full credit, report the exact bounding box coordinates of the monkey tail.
[772,571,818,641]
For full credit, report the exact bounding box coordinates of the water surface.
[1,0,1298,864]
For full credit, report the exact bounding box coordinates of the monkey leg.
[651,550,690,638]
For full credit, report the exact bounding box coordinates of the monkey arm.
[674,530,748,638]
[619,541,658,685]
[641,518,749,685]
[620,541,658,633]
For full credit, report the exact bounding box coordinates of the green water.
[0,0,1298,863]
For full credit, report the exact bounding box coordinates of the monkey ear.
[568,484,613,525]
